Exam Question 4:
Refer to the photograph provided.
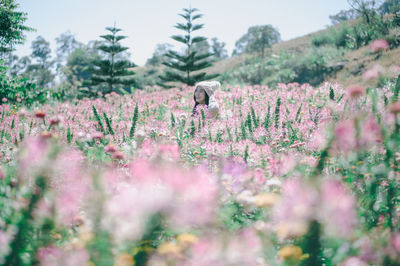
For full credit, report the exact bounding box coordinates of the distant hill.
[135,19,399,89]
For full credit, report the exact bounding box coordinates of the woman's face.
[195,86,206,104]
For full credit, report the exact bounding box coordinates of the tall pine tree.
[86,25,136,96]
[158,7,218,88]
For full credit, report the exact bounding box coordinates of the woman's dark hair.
[192,87,209,116]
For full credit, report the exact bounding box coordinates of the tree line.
[0,1,282,99]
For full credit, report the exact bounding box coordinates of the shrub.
[0,61,48,106]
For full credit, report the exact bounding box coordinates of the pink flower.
[52,150,89,225]
[35,110,46,118]
[39,248,89,266]
[49,115,62,125]
[37,246,63,266]
[307,126,328,151]
[92,131,104,140]
[389,102,400,114]
[0,230,10,258]
[334,120,356,153]
[158,144,180,159]
[361,116,382,147]
[18,108,28,117]
[253,168,266,185]
[347,85,364,98]
[370,39,389,52]
[112,151,125,160]
[362,65,385,80]
[104,143,118,153]
[272,178,318,238]
[391,233,400,252]
[319,179,356,236]
[342,256,368,266]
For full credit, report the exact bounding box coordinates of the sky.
[15,0,351,66]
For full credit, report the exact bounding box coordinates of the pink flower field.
[0,81,400,265]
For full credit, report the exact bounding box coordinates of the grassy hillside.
[135,18,399,89]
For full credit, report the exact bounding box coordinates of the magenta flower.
[370,39,389,52]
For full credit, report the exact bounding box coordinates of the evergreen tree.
[87,26,136,95]
[158,7,218,88]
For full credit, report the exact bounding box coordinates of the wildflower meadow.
[0,70,400,265]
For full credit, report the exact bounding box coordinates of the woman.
[192,81,220,118]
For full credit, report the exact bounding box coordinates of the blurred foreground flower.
[278,245,308,261]
[273,178,356,239]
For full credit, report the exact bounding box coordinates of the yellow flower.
[177,233,198,248]
[157,242,182,257]
[254,193,280,207]
[278,245,309,261]
[114,253,134,266]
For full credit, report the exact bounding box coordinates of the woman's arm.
[208,94,219,118]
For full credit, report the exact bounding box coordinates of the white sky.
[15,0,351,66]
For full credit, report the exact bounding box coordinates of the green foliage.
[313,13,400,50]
[26,36,55,88]
[233,25,281,58]
[62,46,101,97]
[67,127,73,144]
[264,104,271,132]
[312,23,353,48]
[155,104,168,121]
[92,105,106,134]
[300,221,323,266]
[243,144,249,163]
[246,113,253,133]
[210,37,228,60]
[129,104,139,138]
[0,0,34,54]
[133,214,164,266]
[379,0,400,14]
[392,74,400,102]
[329,86,335,100]
[4,175,47,266]
[190,119,196,138]
[219,202,263,230]
[170,112,176,128]
[221,46,345,87]
[0,60,48,106]
[87,230,114,266]
[158,7,218,88]
[329,9,358,25]
[274,97,281,129]
[146,43,173,66]
[86,26,137,95]
[241,122,247,140]
[251,106,259,128]
[103,112,114,135]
